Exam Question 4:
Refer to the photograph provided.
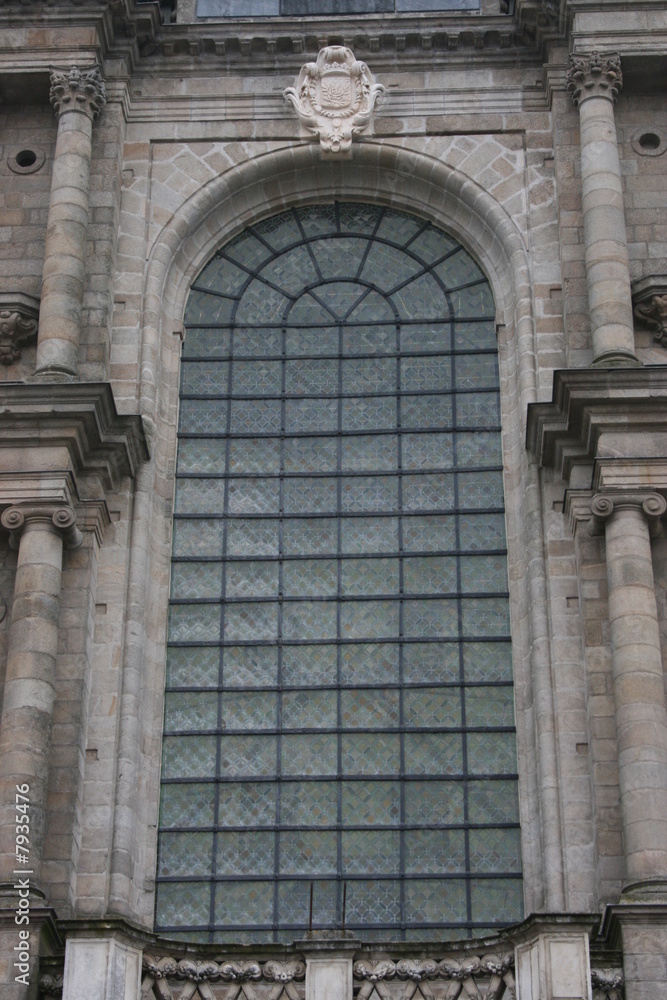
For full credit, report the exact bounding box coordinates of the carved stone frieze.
[566,50,623,106]
[141,957,306,1000]
[0,292,39,364]
[354,954,515,1000]
[284,46,384,156]
[49,64,107,120]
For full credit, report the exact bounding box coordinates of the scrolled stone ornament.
[142,955,180,979]
[395,959,439,981]
[50,64,107,121]
[284,46,384,156]
[353,960,397,982]
[263,961,306,982]
[566,50,623,106]
[634,293,667,345]
[591,967,624,992]
[219,961,263,982]
[0,308,38,365]
[176,959,221,982]
[53,507,84,549]
[480,953,514,975]
[39,975,64,998]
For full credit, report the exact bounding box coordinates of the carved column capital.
[590,491,667,536]
[0,295,39,365]
[566,50,623,107]
[49,65,107,121]
[1,504,83,550]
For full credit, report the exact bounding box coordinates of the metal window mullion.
[335,318,344,917]
[396,320,407,939]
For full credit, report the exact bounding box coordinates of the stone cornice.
[0,382,148,492]
[525,366,667,481]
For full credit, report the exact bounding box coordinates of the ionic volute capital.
[49,65,106,122]
[566,51,623,107]
[1,504,83,550]
[590,492,667,537]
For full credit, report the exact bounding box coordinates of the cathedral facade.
[0,0,666,997]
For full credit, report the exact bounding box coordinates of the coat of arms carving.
[284,46,385,156]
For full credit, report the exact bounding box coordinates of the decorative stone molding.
[141,957,306,1000]
[1,503,83,550]
[590,491,667,537]
[284,46,384,155]
[49,64,107,121]
[632,275,667,344]
[0,292,39,365]
[354,954,515,999]
[566,50,623,106]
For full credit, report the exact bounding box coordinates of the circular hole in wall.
[8,148,45,174]
[15,149,37,168]
[639,132,661,150]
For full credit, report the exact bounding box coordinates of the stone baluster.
[35,65,106,379]
[566,52,639,367]
[590,493,667,886]
[0,505,82,888]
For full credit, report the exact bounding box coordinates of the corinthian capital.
[1,504,83,550]
[566,51,623,107]
[590,492,666,536]
[49,65,107,121]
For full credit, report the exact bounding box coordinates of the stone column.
[590,493,667,886]
[0,505,82,890]
[35,65,106,379]
[566,52,638,367]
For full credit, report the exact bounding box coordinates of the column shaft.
[595,496,667,882]
[35,66,106,379]
[567,51,638,366]
[0,505,81,889]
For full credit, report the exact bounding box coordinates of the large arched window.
[156,203,522,943]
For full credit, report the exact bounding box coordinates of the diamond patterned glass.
[161,203,520,943]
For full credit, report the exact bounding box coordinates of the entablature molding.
[0,382,149,493]
[526,367,667,484]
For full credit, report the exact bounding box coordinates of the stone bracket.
[632,274,667,345]
[0,292,39,365]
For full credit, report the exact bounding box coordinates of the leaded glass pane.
[340,642,399,684]
[283,559,338,596]
[281,734,338,776]
[225,561,279,598]
[178,438,227,474]
[172,519,224,558]
[228,438,280,474]
[341,558,399,596]
[161,203,518,943]
[284,437,338,473]
[159,832,214,877]
[282,689,337,729]
[223,603,278,641]
[171,562,223,600]
[167,646,219,688]
[226,519,279,556]
[222,646,278,687]
[217,831,274,875]
[342,830,400,874]
[280,831,338,874]
[160,783,216,828]
[281,781,338,826]
[342,733,400,775]
[164,691,218,732]
[342,397,396,430]
[405,829,466,874]
[404,780,465,824]
[340,688,400,728]
[282,645,337,686]
[342,781,400,826]
[218,783,276,826]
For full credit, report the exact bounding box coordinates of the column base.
[621,878,667,903]
[600,898,667,1000]
[30,367,79,383]
[591,351,643,369]
[0,896,61,1000]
